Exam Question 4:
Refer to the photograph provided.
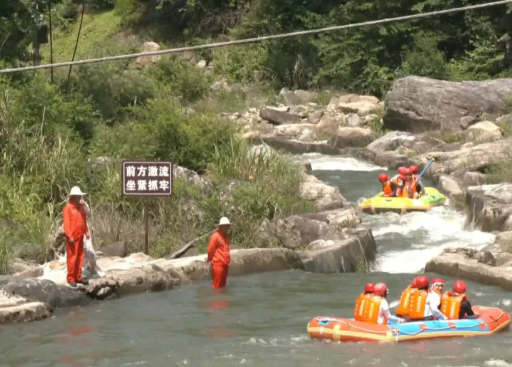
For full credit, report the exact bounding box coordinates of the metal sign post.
[121,160,174,255]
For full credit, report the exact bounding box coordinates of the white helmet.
[219,217,230,225]
[68,186,86,196]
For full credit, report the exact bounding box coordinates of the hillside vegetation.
[0,0,511,272]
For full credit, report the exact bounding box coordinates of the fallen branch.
[167,230,216,259]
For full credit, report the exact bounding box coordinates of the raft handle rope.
[314,308,506,337]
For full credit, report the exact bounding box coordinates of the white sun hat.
[219,217,230,225]
[68,186,86,196]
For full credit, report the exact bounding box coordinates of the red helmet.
[415,276,429,289]
[409,165,419,174]
[431,278,445,285]
[453,280,467,294]
[373,283,388,296]
[398,166,407,175]
[378,173,389,182]
[411,277,419,288]
[365,283,375,293]
[404,168,412,175]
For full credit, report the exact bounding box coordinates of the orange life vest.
[441,291,467,319]
[382,182,393,196]
[396,185,410,198]
[396,286,416,317]
[354,293,372,321]
[366,296,387,324]
[408,181,417,196]
[409,289,428,319]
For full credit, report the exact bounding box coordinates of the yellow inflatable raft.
[358,187,446,214]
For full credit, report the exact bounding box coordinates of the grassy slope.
[41,10,124,63]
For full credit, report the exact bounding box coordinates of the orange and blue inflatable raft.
[307,306,510,343]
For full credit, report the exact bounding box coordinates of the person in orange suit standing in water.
[63,186,90,287]
[207,217,231,289]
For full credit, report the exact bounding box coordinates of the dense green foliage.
[1,0,512,272]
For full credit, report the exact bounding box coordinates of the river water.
[1,154,510,367]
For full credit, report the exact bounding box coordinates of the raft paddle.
[414,158,435,184]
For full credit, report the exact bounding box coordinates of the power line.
[0,0,511,75]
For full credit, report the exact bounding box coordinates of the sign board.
[121,160,173,197]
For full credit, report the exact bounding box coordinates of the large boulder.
[328,127,374,148]
[260,108,300,125]
[463,121,503,143]
[0,290,52,324]
[465,184,512,232]
[299,173,350,211]
[425,248,512,292]
[263,208,361,250]
[0,276,90,309]
[300,227,376,273]
[383,76,512,133]
[412,137,512,179]
[366,131,416,152]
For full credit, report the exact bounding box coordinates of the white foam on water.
[299,153,387,171]
[484,360,512,367]
[371,206,496,274]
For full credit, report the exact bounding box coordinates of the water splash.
[368,206,495,273]
[299,153,387,172]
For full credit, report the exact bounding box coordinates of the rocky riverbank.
[220,75,512,290]
[1,156,377,324]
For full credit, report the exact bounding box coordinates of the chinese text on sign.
[122,161,173,196]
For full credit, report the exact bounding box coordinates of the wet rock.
[0,290,52,324]
[245,135,343,155]
[438,175,464,206]
[494,231,512,253]
[371,151,412,170]
[463,171,486,187]
[465,184,512,232]
[463,121,503,143]
[300,227,376,273]
[0,276,90,309]
[329,127,374,148]
[366,131,416,152]
[269,208,361,250]
[383,76,512,133]
[425,249,512,292]
[260,108,300,125]
[97,242,128,258]
[100,264,176,296]
[299,173,350,211]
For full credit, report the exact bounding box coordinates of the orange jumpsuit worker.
[63,186,90,287]
[207,217,231,288]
